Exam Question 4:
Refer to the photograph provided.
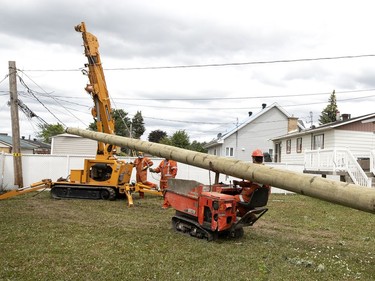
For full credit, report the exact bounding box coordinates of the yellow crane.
[0,22,161,205]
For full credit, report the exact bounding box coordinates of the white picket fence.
[0,153,308,194]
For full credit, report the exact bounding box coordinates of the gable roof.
[22,139,51,149]
[206,103,299,148]
[272,112,375,140]
[0,134,40,150]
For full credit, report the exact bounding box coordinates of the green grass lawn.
[0,191,374,281]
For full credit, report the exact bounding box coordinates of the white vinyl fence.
[0,153,311,194]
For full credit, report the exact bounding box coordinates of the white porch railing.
[304,148,372,187]
[370,150,375,176]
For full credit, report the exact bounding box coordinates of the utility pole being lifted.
[8,61,23,188]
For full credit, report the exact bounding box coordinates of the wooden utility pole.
[9,61,23,188]
[67,127,375,214]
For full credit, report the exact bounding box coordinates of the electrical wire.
[17,92,92,117]
[112,94,375,110]
[20,89,374,127]
[10,78,374,130]
[16,70,89,127]
[17,74,67,126]
[22,54,375,72]
[7,51,375,138]
[23,87,375,103]
[112,88,375,101]
[16,98,48,125]
[0,74,9,85]
[107,54,375,70]
[44,89,374,111]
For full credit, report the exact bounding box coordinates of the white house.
[205,103,305,162]
[51,133,97,155]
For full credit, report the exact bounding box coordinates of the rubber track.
[51,184,116,200]
[172,212,215,241]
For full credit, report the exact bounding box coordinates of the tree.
[160,130,190,149]
[112,109,131,137]
[159,130,208,152]
[88,109,144,155]
[159,136,172,146]
[36,123,65,143]
[189,140,208,153]
[319,90,339,125]
[131,111,145,139]
[171,130,190,148]
[148,130,167,143]
[88,109,145,138]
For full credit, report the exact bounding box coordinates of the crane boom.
[75,22,115,159]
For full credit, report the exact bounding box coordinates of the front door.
[274,142,281,162]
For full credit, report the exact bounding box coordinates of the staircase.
[365,172,375,187]
[343,172,375,187]
[304,148,374,187]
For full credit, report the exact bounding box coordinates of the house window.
[286,139,291,154]
[296,138,302,153]
[225,147,234,157]
[313,134,324,149]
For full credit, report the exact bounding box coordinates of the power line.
[0,74,9,85]
[16,74,66,126]
[112,94,375,110]
[17,70,87,127]
[22,54,375,72]
[23,88,375,102]
[115,88,375,101]
[5,65,374,134]
[106,54,375,71]
[10,77,374,125]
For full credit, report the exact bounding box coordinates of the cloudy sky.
[1,0,375,142]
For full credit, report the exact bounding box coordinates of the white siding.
[279,131,336,165]
[279,138,306,164]
[207,145,222,157]
[51,135,97,155]
[321,130,334,149]
[333,130,375,157]
[21,149,34,154]
[277,129,375,165]
[222,107,289,161]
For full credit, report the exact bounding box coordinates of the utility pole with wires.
[8,61,23,188]
[309,111,314,128]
